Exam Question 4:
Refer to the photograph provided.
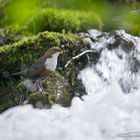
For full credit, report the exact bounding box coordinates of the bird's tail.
[11,70,27,76]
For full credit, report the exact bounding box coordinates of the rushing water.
[1,30,140,140]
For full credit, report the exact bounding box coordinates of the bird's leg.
[36,80,42,92]
[38,81,45,92]
[26,82,30,93]
[36,79,45,92]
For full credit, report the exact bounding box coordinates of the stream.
[0,30,140,140]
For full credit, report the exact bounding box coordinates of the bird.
[12,47,62,92]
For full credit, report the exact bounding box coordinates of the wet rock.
[82,29,140,93]
[28,72,73,108]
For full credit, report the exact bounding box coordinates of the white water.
[1,30,140,140]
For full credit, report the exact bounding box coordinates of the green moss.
[0,31,84,82]
[27,8,103,34]
[28,93,56,108]
[27,72,73,108]
[0,81,25,112]
[0,28,25,47]
[42,72,73,107]
[0,70,73,112]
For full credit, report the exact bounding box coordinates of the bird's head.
[45,47,62,58]
[48,47,61,54]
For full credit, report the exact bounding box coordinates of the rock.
[28,72,73,107]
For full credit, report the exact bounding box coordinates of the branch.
[64,49,96,68]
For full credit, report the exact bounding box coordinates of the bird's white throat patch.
[44,52,60,71]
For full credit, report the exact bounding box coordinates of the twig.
[64,49,96,68]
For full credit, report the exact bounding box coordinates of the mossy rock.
[44,72,73,107]
[0,30,91,112]
[0,31,86,83]
[0,71,73,112]
[28,72,73,108]
[27,8,103,34]
[0,81,25,113]
[28,93,55,109]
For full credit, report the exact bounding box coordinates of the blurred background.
[0,0,140,35]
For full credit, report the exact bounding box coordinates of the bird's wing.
[27,56,46,78]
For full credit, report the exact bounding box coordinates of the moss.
[42,72,73,107]
[0,81,25,113]
[28,93,56,108]
[0,28,25,46]
[0,71,73,112]
[27,8,103,34]
[0,31,85,83]
[27,72,73,108]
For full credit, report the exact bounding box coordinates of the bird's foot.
[36,80,47,93]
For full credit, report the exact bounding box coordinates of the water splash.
[81,29,140,93]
